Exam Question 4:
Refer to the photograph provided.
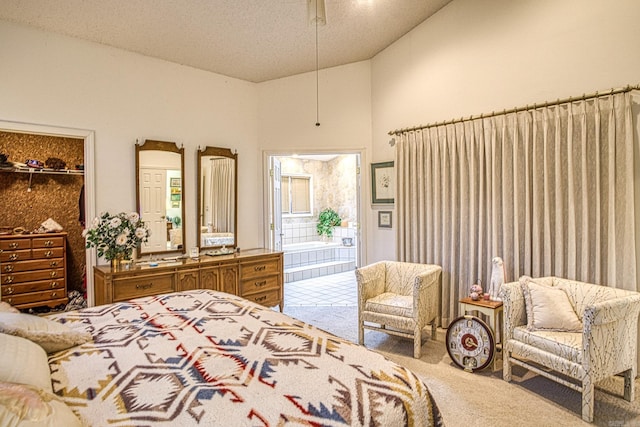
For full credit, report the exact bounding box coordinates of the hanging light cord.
[315,0,320,127]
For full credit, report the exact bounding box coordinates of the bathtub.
[283,241,342,252]
[283,240,356,282]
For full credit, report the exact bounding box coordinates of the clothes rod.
[388,84,640,137]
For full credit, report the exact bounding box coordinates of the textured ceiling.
[0,0,452,83]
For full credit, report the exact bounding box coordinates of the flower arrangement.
[83,211,150,261]
[469,280,483,301]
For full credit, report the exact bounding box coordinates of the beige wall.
[0,20,260,255]
[369,0,640,263]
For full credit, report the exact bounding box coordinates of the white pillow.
[0,333,52,393]
[0,302,19,313]
[0,381,82,427]
[0,312,92,353]
[519,277,583,332]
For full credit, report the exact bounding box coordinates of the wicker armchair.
[356,261,442,358]
[501,276,640,422]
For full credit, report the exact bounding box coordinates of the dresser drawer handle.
[50,271,58,278]
[9,254,18,261]
[254,280,267,288]
[0,249,3,254]
[44,250,53,257]
[8,243,18,249]
[51,292,57,298]
[5,287,14,294]
[136,283,153,290]
[6,298,11,304]
[50,261,58,267]
[3,276,14,284]
[3,265,14,273]
[44,240,54,247]
[50,282,59,288]
[253,265,266,272]
[255,295,267,302]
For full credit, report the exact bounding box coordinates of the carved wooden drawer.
[32,236,65,249]
[3,278,66,296]
[243,288,281,308]
[0,249,31,262]
[0,239,31,251]
[2,268,65,284]
[113,274,175,302]
[3,289,67,307]
[0,232,68,310]
[239,274,280,296]
[240,258,281,281]
[1,258,64,273]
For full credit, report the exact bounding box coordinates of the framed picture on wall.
[170,177,181,187]
[371,161,394,204]
[378,211,392,228]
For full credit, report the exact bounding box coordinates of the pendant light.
[308,0,326,127]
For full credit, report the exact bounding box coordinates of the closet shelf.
[0,166,84,176]
[0,166,84,192]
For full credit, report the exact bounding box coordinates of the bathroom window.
[282,174,312,216]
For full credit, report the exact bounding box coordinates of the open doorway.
[266,152,361,290]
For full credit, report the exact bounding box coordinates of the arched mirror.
[136,139,185,256]
[197,146,237,251]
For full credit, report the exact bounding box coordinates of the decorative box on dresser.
[93,248,284,310]
[0,232,69,309]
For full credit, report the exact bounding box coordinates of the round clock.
[446,315,495,372]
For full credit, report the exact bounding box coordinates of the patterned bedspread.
[47,290,443,426]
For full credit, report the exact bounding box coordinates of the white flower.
[109,217,122,228]
[135,228,147,239]
[115,233,128,246]
[127,212,140,222]
[92,217,100,228]
[82,229,88,238]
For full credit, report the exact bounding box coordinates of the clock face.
[446,315,495,372]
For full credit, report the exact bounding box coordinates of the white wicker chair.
[356,261,442,358]
[501,276,640,422]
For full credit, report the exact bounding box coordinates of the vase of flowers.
[83,211,150,269]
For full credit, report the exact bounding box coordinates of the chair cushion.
[365,292,413,318]
[519,277,583,332]
[513,326,583,364]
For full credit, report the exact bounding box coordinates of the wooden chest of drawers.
[0,232,68,309]
[93,249,283,310]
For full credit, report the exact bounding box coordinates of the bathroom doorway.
[265,152,362,286]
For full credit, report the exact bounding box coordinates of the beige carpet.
[283,306,640,427]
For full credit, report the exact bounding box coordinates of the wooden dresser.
[93,248,284,309]
[0,232,69,309]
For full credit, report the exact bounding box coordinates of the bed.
[1,290,444,426]
[201,232,234,247]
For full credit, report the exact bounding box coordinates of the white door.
[270,157,283,251]
[140,167,167,252]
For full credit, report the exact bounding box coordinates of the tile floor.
[284,270,357,306]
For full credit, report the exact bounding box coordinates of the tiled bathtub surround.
[283,226,357,282]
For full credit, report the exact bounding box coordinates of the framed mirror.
[136,139,185,256]
[197,146,237,250]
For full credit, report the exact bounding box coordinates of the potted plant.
[316,208,342,238]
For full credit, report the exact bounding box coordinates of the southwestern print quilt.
[47,290,443,426]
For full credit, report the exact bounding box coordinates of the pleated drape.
[396,92,637,326]
[205,157,235,232]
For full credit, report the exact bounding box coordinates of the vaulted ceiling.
[0,0,452,82]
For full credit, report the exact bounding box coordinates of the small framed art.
[378,211,392,228]
[170,177,181,187]
[371,161,394,204]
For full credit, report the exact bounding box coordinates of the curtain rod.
[388,84,640,137]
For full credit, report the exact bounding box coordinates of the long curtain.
[396,92,637,327]
[205,158,235,232]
